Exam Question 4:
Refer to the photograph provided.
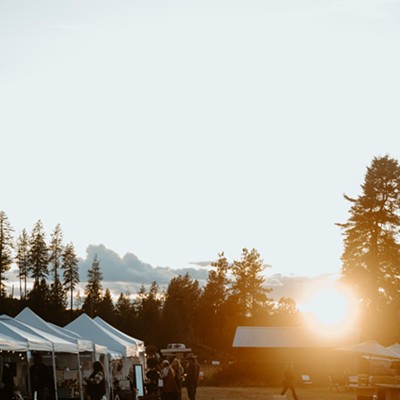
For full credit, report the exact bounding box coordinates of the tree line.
[0,216,298,356]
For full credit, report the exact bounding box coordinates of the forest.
[2,155,400,358]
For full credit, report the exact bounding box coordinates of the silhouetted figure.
[145,357,160,399]
[85,361,106,400]
[0,362,15,400]
[185,354,200,400]
[280,362,299,400]
[30,354,54,400]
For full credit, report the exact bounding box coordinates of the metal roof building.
[232,326,360,348]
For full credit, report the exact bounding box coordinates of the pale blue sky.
[1,0,400,278]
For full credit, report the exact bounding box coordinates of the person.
[171,358,184,400]
[185,353,200,400]
[280,362,299,400]
[145,357,160,399]
[85,361,106,400]
[159,359,179,400]
[30,353,54,400]
[0,362,15,400]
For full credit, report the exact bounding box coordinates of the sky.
[1,0,400,294]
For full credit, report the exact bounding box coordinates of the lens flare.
[300,285,358,338]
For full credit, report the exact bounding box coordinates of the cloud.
[265,272,340,303]
[188,260,212,267]
[78,244,209,292]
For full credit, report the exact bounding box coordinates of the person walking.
[280,362,299,400]
[85,361,106,400]
[185,354,200,400]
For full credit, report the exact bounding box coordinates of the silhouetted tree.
[28,220,49,285]
[270,297,299,326]
[337,155,400,309]
[62,242,80,312]
[48,224,66,314]
[198,252,230,349]
[115,292,136,334]
[16,229,30,299]
[162,273,200,346]
[135,282,163,345]
[230,248,271,321]
[27,278,51,318]
[83,254,103,317]
[0,211,14,297]
[97,288,115,323]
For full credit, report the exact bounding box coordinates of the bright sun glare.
[300,285,358,337]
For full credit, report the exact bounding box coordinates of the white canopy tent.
[65,314,137,359]
[0,316,79,354]
[94,316,145,354]
[16,307,94,352]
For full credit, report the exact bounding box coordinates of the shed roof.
[232,326,359,348]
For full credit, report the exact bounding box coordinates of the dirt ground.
[183,386,356,400]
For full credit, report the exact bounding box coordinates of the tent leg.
[51,350,58,400]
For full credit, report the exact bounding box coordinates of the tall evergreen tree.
[83,254,103,317]
[135,282,163,345]
[48,224,66,312]
[28,220,49,285]
[97,288,115,323]
[230,248,271,321]
[16,229,30,299]
[198,252,230,349]
[162,273,200,345]
[115,292,136,335]
[0,211,14,297]
[337,155,400,309]
[62,242,80,312]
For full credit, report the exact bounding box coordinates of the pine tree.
[337,155,400,309]
[83,254,103,317]
[162,273,200,345]
[230,248,271,320]
[28,220,49,285]
[135,282,163,345]
[48,224,66,312]
[16,229,30,299]
[198,252,230,349]
[0,211,14,297]
[97,288,115,323]
[62,242,80,312]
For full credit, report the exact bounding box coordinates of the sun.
[300,284,358,337]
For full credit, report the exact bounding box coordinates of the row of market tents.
[0,307,145,400]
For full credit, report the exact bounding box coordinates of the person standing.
[280,362,299,400]
[85,361,106,400]
[30,354,54,400]
[171,358,185,400]
[159,360,179,400]
[0,362,15,400]
[185,354,200,400]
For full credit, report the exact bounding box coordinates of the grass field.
[185,386,356,400]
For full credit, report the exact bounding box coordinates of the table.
[376,384,400,400]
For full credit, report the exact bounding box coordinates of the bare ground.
[184,386,356,400]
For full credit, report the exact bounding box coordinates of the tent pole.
[76,348,84,400]
[51,348,58,400]
[26,350,32,400]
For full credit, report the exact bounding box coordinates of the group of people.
[145,353,201,400]
[1,352,200,400]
